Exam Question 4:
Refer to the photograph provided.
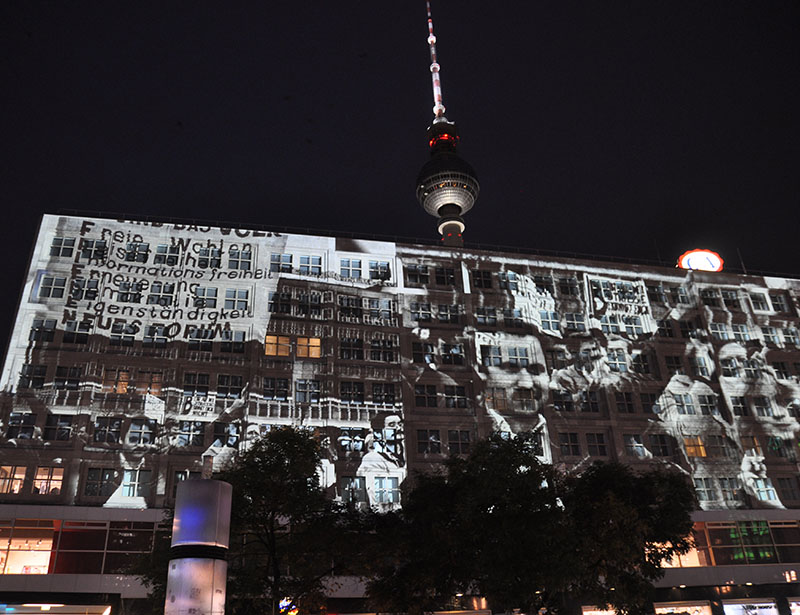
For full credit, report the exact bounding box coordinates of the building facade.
[2,213,800,614]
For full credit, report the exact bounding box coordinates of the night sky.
[1,1,798,349]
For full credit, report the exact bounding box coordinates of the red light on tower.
[677,249,724,272]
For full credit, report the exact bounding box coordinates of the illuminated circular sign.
[677,249,724,272]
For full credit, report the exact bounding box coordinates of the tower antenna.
[426,1,446,121]
[416,1,480,248]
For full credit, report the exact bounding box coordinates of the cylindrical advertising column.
[165,479,232,615]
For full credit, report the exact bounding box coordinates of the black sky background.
[1,1,798,350]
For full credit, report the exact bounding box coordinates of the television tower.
[416,1,480,248]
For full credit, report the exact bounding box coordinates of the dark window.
[414,384,437,407]
[559,432,580,456]
[194,287,218,308]
[370,339,395,362]
[187,326,213,352]
[71,278,98,301]
[63,320,91,344]
[448,430,470,454]
[406,264,429,285]
[615,392,634,413]
[498,271,519,291]
[79,239,107,260]
[117,281,143,303]
[412,342,434,364]
[435,267,456,285]
[183,373,210,397]
[417,429,441,454]
[54,366,80,390]
[441,343,464,365]
[649,434,671,456]
[220,330,245,353]
[295,379,320,403]
[340,381,365,404]
[94,417,122,443]
[410,302,432,322]
[177,421,206,447]
[7,413,36,439]
[197,247,222,269]
[229,249,252,271]
[586,433,607,456]
[476,307,497,326]
[438,304,460,324]
[217,374,243,399]
[444,385,467,408]
[263,378,289,400]
[579,391,600,413]
[340,338,364,360]
[50,236,75,257]
[44,415,72,441]
[372,383,396,405]
[30,318,56,342]
[471,270,492,288]
[124,242,150,262]
[154,244,180,265]
[85,468,117,496]
[19,364,46,389]
[143,324,167,348]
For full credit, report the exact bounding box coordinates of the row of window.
[647,283,795,314]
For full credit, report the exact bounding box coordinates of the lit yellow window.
[265,335,291,356]
[683,436,706,458]
[102,369,131,394]
[297,337,321,358]
[33,466,64,495]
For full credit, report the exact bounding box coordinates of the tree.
[366,432,696,615]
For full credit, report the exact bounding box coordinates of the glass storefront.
[654,601,713,615]
[722,600,778,615]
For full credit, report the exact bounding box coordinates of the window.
[622,316,643,336]
[729,396,747,416]
[540,311,559,331]
[412,342,434,364]
[741,436,762,455]
[486,387,508,411]
[173,470,202,498]
[631,352,652,374]
[624,434,646,458]
[39,275,67,299]
[750,293,769,310]
[640,393,661,414]
[720,358,739,377]
[122,469,152,498]
[754,478,777,502]
[71,278,98,301]
[197,247,222,269]
[694,477,716,501]
[700,289,720,307]
[547,349,568,370]
[743,359,761,379]
[224,288,249,311]
[697,394,719,415]
[63,320,91,344]
[709,323,729,340]
[117,281,143,303]
[508,347,529,367]
[109,322,136,346]
[722,289,740,309]
[340,258,361,279]
[229,248,252,271]
[673,393,696,415]
[534,275,554,294]
[213,422,240,447]
[761,326,779,344]
[217,374,243,399]
[370,338,396,362]
[19,364,46,389]
[297,337,321,358]
[127,419,155,445]
[102,368,132,394]
[690,356,709,377]
[770,293,789,312]
[154,244,180,265]
[187,326,213,351]
[124,242,150,262]
[777,477,800,502]
[340,381,365,404]
[295,379,320,403]
[668,286,690,304]
[369,260,390,280]
[143,324,167,348]
[299,255,322,275]
[7,413,36,439]
[586,433,607,456]
[720,477,742,502]
[665,355,684,376]
[784,327,800,345]
[414,385,437,407]
[29,318,56,342]
[441,343,464,365]
[265,335,291,357]
[481,345,502,367]
[263,377,289,400]
[615,392,634,413]
[706,435,735,458]
[448,430,471,454]
[0,466,26,494]
[213,330,243,354]
[560,277,580,296]
[267,291,291,314]
[54,366,80,390]
[649,434,671,456]
[177,421,206,447]
[513,388,535,411]
[50,236,75,257]
[340,337,364,360]
[559,432,580,456]
[297,292,322,317]
[79,238,107,260]
[94,417,122,443]
[435,266,456,285]
[374,476,400,504]
[438,304,460,324]
[607,349,627,372]
[194,287,217,308]
[772,361,790,379]
[269,252,293,272]
[732,324,750,342]
[410,302,432,322]
[564,313,585,331]
[579,391,600,413]
[341,476,367,504]
[183,373,210,397]
[753,396,773,417]
[85,468,117,497]
[406,264,429,285]
[498,271,519,291]
[684,436,706,457]
[444,385,467,408]
[338,427,367,452]
[471,270,492,288]
[553,390,574,412]
[372,383,396,405]
[678,320,697,339]
[475,307,497,326]
[601,314,620,334]
[417,429,441,454]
